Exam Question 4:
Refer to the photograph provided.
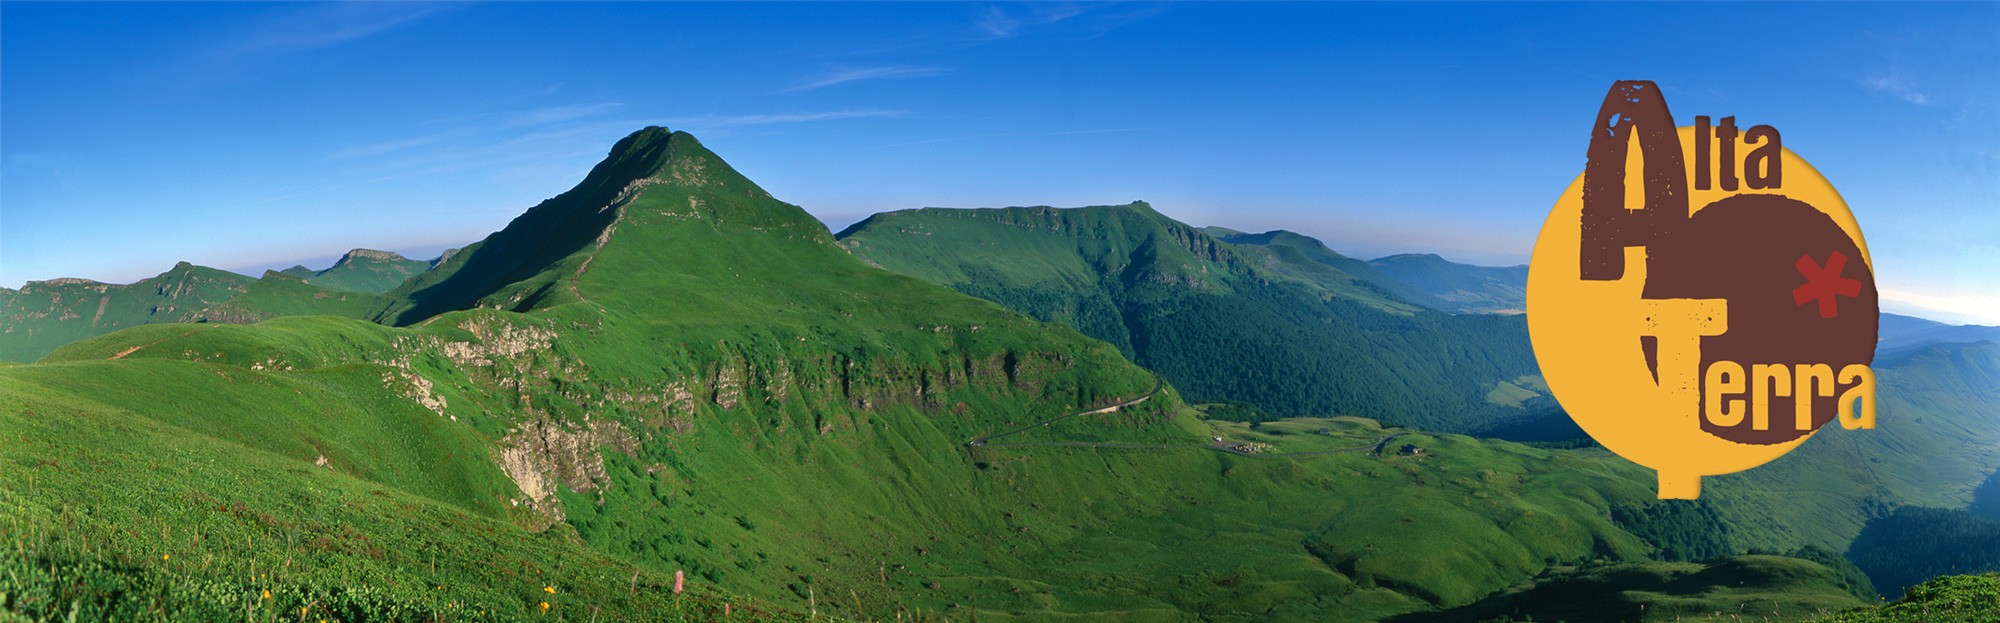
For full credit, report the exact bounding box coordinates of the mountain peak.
[599,125,679,179]
[587,126,751,193]
[336,249,409,265]
[374,126,816,324]
[29,277,106,288]
[1374,252,1447,263]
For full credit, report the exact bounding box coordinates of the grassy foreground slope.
[836,203,1547,433]
[1812,573,2000,623]
[0,323,806,621]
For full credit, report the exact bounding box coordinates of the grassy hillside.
[0,262,389,363]
[0,320,813,621]
[836,203,1550,433]
[1364,254,1527,315]
[1812,573,2000,622]
[1194,227,1426,314]
[285,248,434,294]
[1702,342,2000,553]
[1846,506,2000,599]
[1205,229,1527,315]
[1392,556,1869,623]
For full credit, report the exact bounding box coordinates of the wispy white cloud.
[288,119,644,203]
[1862,72,1935,106]
[311,105,899,202]
[327,103,625,160]
[676,109,907,130]
[216,3,445,58]
[502,103,626,129]
[134,3,451,96]
[330,134,444,160]
[815,3,1158,60]
[880,127,1147,148]
[977,3,1083,39]
[519,82,565,99]
[785,66,947,92]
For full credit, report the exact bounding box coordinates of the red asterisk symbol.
[1793,251,1862,318]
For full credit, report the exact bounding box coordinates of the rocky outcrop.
[595,342,1077,441]
[36,278,106,288]
[328,249,411,268]
[445,318,557,366]
[383,371,448,416]
[497,417,639,527]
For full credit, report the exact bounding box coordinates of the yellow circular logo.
[1528,81,1878,499]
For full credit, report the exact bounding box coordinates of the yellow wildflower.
[543,585,556,594]
[539,601,550,613]
[261,589,271,600]
[161,554,170,561]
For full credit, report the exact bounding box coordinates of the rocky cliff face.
[338,248,411,264]
[498,416,640,528]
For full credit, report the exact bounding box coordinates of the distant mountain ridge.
[0,261,388,362]
[0,247,437,363]
[838,201,1548,432]
[1365,253,1528,314]
[1202,227,1528,314]
[278,248,434,294]
[1877,312,2000,361]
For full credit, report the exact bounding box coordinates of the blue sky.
[4,2,1996,323]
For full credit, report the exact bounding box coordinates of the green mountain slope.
[1703,342,2000,554]
[1364,254,1527,315]
[289,248,433,294]
[0,262,388,363]
[0,325,812,622]
[1202,229,1528,315]
[1393,555,1869,623]
[2,127,1716,622]
[1846,506,2000,599]
[1876,312,2000,360]
[836,203,1548,433]
[1812,572,2000,623]
[1194,227,1426,314]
